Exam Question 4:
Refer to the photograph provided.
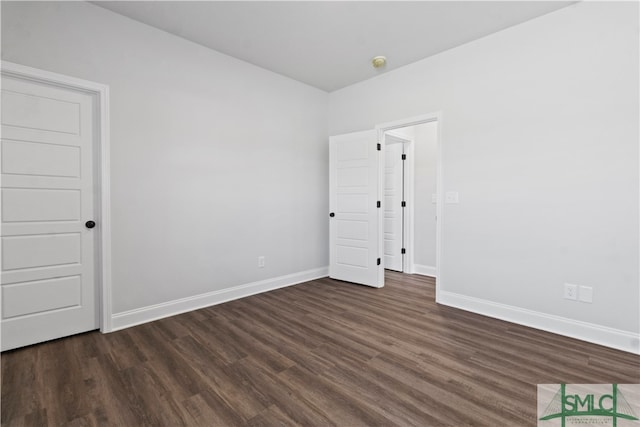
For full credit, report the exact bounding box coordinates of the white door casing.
[384,140,403,272]
[1,64,110,351]
[329,130,383,288]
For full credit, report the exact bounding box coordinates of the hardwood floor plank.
[276,364,389,427]
[168,335,267,421]
[3,271,638,426]
[22,409,47,427]
[90,355,157,426]
[77,355,140,426]
[219,309,337,375]
[0,345,40,424]
[366,355,518,426]
[235,357,337,426]
[313,347,447,426]
[246,404,300,427]
[186,391,245,426]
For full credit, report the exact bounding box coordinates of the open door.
[384,139,404,272]
[329,130,383,288]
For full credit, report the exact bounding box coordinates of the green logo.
[539,384,639,427]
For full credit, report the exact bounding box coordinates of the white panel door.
[384,142,403,272]
[1,75,97,351]
[329,130,382,288]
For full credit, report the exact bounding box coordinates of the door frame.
[1,61,113,332]
[376,112,442,295]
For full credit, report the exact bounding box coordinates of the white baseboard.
[414,264,437,277]
[111,266,329,331]
[437,290,640,355]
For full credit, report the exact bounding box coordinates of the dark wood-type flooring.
[2,271,639,426]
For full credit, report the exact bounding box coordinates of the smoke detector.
[372,56,387,69]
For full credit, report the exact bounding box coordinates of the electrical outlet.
[258,256,265,268]
[579,286,593,303]
[564,283,578,300]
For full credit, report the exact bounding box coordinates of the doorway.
[378,114,440,280]
[329,112,441,290]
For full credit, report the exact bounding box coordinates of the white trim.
[438,291,640,355]
[98,85,113,332]
[376,112,442,297]
[111,267,329,331]
[1,61,113,333]
[385,129,410,141]
[414,264,437,277]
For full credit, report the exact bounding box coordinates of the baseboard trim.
[437,290,639,355]
[414,264,437,277]
[111,266,329,331]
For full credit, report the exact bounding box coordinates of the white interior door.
[329,130,383,288]
[1,74,98,351]
[384,141,404,272]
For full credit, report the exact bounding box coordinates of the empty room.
[1,1,639,426]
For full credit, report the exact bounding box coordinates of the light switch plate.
[445,191,459,204]
[431,193,437,204]
[579,286,593,303]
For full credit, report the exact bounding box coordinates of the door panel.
[1,89,81,134]
[384,142,403,271]
[1,75,97,351]
[2,233,81,270]
[3,276,81,319]
[1,140,80,177]
[329,130,382,288]
[2,188,81,221]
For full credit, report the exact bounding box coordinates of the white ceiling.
[94,1,575,92]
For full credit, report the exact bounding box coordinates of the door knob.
[85,220,96,229]
[329,212,335,217]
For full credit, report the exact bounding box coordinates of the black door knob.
[329,212,335,217]
[85,220,96,229]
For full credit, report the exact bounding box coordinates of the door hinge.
[377,258,381,266]
[377,143,381,151]
[401,248,406,255]
[377,201,381,208]
[401,201,406,207]
[402,154,406,160]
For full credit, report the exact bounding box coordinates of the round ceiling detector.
[372,56,387,69]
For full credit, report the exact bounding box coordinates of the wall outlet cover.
[564,283,578,301]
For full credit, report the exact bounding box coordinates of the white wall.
[413,122,438,270]
[330,1,639,341]
[2,1,329,316]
